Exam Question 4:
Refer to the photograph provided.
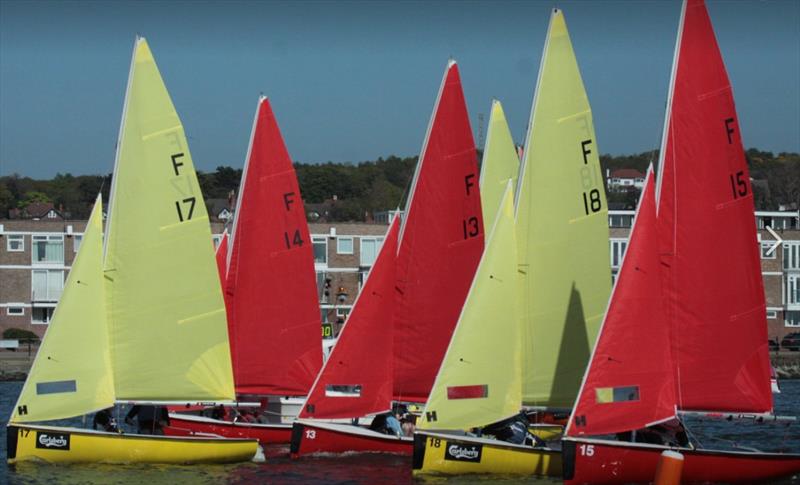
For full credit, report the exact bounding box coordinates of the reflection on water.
[2,380,798,484]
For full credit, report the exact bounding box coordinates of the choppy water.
[2,380,798,484]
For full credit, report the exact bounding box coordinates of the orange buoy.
[654,449,684,485]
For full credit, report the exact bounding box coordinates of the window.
[766,310,778,320]
[7,234,24,252]
[73,234,83,253]
[359,237,384,266]
[7,307,24,316]
[337,237,354,255]
[336,307,351,321]
[32,270,64,302]
[316,271,330,303]
[608,214,633,228]
[313,237,327,264]
[610,239,628,269]
[787,274,800,306]
[784,243,800,271]
[32,234,64,264]
[760,242,777,259]
[786,311,800,328]
[32,306,55,324]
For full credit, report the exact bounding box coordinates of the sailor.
[92,407,119,432]
[125,405,170,435]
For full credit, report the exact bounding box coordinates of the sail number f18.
[580,139,603,215]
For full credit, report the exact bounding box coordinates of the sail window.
[337,237,354,255]
[36,380,77,395]
[595,386,640,404]
[446,385,488,400]
[325,385,362,397]
[7,234,24,252]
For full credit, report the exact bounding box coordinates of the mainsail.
[299,217,400,419]
[225,97,322,396]
[515,9,611,409]
[566,169,677,437]
[419,182,521,430]
[104,37,235,402]
[393,61,485,403]
[655,0,771,414]
[479,100,520,231]
[11,196,114,423]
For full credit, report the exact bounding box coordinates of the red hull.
[563,438,800,484]
[290,420,412,458]
[165,414,292,444]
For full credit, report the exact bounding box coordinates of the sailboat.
[290,60,485,457]
[6,37,258,464]
[562,1,800,483]
[413,8,611,476]
[165,96,323,445]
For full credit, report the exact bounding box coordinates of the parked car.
[780,332,800,351]
[768,339,779,352]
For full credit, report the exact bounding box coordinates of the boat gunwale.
[416,429,559,453]
[8,423,258,444]
[562,435,800,459]
[294,419,413,442]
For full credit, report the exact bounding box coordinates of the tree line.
[1,149,797,221]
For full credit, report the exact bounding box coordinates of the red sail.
[226,97,322,396]
[567,169,677,437]
[299,218,399,419]
[393,61,484,403]
[656,0,771,413]
[215,231,228,286]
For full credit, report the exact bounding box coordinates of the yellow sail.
[104,37,235,401]
[515,9,611,408]
[419,182,521,430]
[479,100,520,231]
[11,196,115,423]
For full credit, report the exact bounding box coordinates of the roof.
[610,169,645,179]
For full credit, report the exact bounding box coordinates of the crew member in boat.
[125,405,170,435]
[482,411,544,447]
[617,418,690,448]
[93,407,119,432]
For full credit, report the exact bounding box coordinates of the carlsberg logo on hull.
[444,442,482,462]
[35,432,70,450]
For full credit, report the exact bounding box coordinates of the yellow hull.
[7,424,258,464]
[413,431,561,476]
[529,424,563,441]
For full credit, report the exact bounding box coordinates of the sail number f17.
[171,152,197,222]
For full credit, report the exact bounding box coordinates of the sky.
[1,0,798,178]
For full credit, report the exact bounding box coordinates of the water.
[1,380,798,484]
